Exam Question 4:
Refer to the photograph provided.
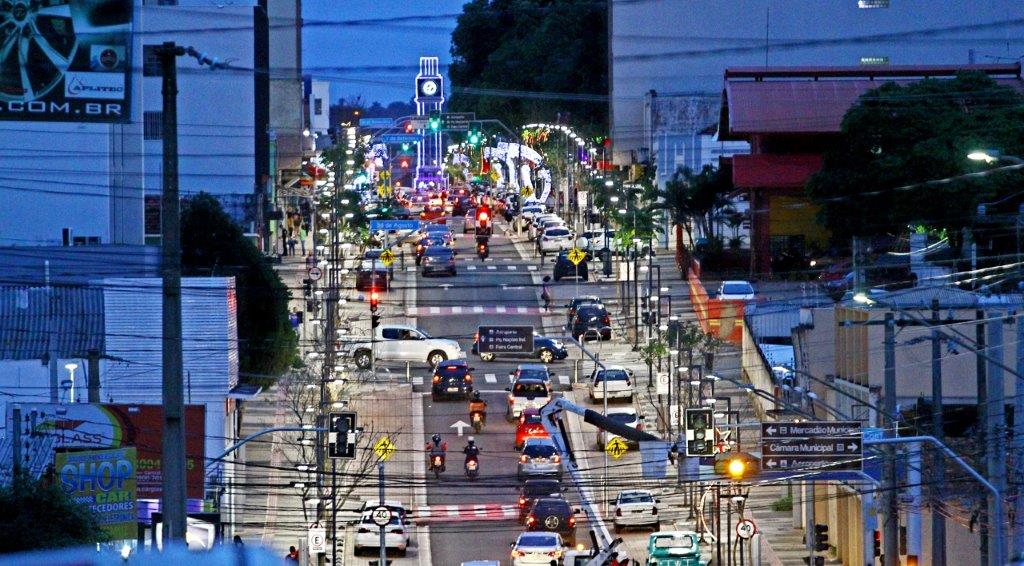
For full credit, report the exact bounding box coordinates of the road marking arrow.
[450,420,470,437]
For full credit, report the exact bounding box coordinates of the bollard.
[406,361,411,383]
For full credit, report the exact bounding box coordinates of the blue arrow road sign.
[370,219,421,232]
[381,133,421,143]
[359,118,394,128]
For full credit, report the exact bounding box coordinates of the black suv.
[553,250,589,281]
[430,359,474,401]
[564,295,603,326]
[518,479,563,520]
[569,305,611,341]
[524,497,578,545]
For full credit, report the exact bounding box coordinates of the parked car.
[553,250,589,282]
[517,438,563,480]
[421,246,457,277]
[588,366,635,402]
[539,226,574,257]
[596,407,644,447]
[430,359,474,401]
[645,531,702,566]
[716,280,756,301]
[569,305,611,341]
[358,499,409,524]
[509,532,564,566]
[520,204,546,222]
[531,215,566,241]
[472,332,568,364]
[613,489,660,532]
[524,497,577,545]
[578,229,619,253]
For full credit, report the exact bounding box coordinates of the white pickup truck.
[342,324,465,369]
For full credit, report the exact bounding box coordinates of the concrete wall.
[269,0,305,173]
[611,0,1024,165]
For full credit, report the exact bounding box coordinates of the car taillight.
[474,332,479,341]
[526,516,536,526]
[432,375,441,384]
[637,422,644,431]
[512,550,525,558]
[603,315,610,324]
[568,516,576,527]
[551,455,560,463]
[520,454,528,463]
[519,497,527,507]
[548,550,563,557]
[508,394,515,403]
[616,508,622,517]
[465,374,473,383]
[652,506,658,514]
[433,456,442,466]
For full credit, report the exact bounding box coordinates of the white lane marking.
[412,376,424,385]
[430,306,441,314]
[496,306,507,313]
[487,265,497,270]
[473,306,484,313]
[412,381,431,566]
[517,307,527,313]
[447,505,460,516]
[485,373,497,383]
[508,265,518,271]
[467,265,477,271]
[558,375,570,385]
[452,306,463,314]
[407,266,416,272]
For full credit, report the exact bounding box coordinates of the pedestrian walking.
[287,237,297,257]
[541,276,552,311]
[299,223,308,255]
[232,535,243,548]
[285,546,299,562]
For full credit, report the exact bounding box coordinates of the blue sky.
[302,0,467,105]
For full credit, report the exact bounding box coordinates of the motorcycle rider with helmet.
[425,433,448,472]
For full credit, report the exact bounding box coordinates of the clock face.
[421,80,438,96]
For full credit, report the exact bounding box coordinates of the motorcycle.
[470,410,485,433]
[477,242,489,260]
[429,454,446,479]
[465,455,479,480]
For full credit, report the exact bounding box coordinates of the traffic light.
[371,314,381,329]
[328,411,357,459]
[302,278,312,297]
[405,121,414,133]
[813,524,829,552]
[401,142,410,151]
[399,157,410,168]
[428,111,441,131]
[873,530,881,558]
[714,451,760,480]
[369,290,380,313]
[467,121,483,145]
[684,407,714,456]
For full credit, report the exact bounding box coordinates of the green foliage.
[806,72,1024,246]
[0,474,109,552]
[449,0,607,128]
[770,494,793,512]
[654,165,733,243]
[638,339,669,367]
[181,193,297,384]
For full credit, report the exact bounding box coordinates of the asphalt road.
[410,228,587,565]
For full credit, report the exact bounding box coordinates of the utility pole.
[87,349,101,403]
[1015,309,1024,556]
[157,41,187,543]
[986,315,1006,566]
[930,300,946,566]
[976,309,988,565]
[882,312,898,566]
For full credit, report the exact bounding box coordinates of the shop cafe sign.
[57,447,138,540]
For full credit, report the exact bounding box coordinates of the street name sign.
[477,325,534,354]
[760,421,862,471]
[381,133,422,144]
[442,112,475,131]
[359,117,394,128]
[370,219,421,232]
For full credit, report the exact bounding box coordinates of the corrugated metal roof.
[0,286,104,360]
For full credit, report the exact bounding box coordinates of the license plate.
[632,509,646,514]
[447,387,459,392]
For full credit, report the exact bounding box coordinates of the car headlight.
[553,341,564,349]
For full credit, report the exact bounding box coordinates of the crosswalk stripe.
[496,306,506,313]
[467,265,477,271]
[487,265,497,270]
[430,306,441,314]
[508,265,518,270]
[517,307,527,313]
[485,373,497,383]
[452,306,463,314]
[412,376,424,385]
[406,266,416,272]
[528,265,538,271]
[473,306,484,313]
[558,375,570,385]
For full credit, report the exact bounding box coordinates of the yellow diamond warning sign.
[567,247,587,266]
[374,436,397,461]
[605,437,628,459]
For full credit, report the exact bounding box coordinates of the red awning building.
[718,63,1023,274]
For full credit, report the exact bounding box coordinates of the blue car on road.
[472,332,568,364]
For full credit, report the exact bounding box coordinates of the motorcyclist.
[468,391,488,423]
[463,436,481,459]
[425,433,448,470]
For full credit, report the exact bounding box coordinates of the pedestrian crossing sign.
[520,186,533,197]
[379,249,395,266]
[374,436,397,461]
[567,247,586,266]
[606,437,628,459]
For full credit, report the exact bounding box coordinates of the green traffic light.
[401,143,410,151]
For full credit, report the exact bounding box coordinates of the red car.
[515,407,549,449]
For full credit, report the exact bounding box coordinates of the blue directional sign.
[381,133,421,143]
[370,219,421,232]
[359,118,394,128]
[761,421,863,472]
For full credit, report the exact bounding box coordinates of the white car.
[529,214,562,240]
[596,407,644,447]
[588,366,635,402]
[521,205,546,222]
[346,324,466,369]
[612,489,660,531]
[717,280,756,301]
[506,377,553,420]
[510,531,564,566]
[358,499,408,524]
[539,227,574,256]
[353,510,410,556]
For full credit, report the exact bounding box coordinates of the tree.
[181,193,297,384]
[655,165,733,253]
[0,474,108,552]
[806,71,1024,250]
[448,0,607,129]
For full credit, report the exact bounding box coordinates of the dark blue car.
[471,333,568,364]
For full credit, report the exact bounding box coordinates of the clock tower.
[414,57,445,191]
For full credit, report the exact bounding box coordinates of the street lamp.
[64,363,78,403]
[968,149,1024,165]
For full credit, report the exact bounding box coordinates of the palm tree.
[654,164,733,258]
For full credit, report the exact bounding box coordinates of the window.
[381,328,401,340]
[143,45,162,76]
[860,56,890,65]
[143,111,162,140]
[314,98,323,115]
[857,0,889,7]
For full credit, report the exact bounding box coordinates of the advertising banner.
[56,447,137,539]
[0,0,133,123]
[12,403,206,498]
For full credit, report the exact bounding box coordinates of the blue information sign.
[370,219,421,232]
[359,118,394,128]
[381,133,422,143]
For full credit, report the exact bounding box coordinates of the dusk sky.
[302,0,467,106]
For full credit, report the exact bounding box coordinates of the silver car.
[518,437,563,481]
[421,246,457,277]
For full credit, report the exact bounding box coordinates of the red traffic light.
[369,290,380,312]
[399,158,409,168]
[405,122,414,133]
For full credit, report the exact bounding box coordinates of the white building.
[0,1,257,246]
[611,0,1024,167]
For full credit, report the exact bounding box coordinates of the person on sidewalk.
[287,236,297,257]
[285,546,299,562]
[541,276,552,311]
[299,223,308,255]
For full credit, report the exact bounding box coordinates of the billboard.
[0,0,133,123]
[56,447,137,539]
[12,403,206,499]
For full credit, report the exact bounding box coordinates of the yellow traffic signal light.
[714,451,759,480]
[727,457,746,480]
